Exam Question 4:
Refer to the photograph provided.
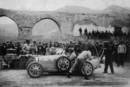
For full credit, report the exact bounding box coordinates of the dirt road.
[0,64,130,87]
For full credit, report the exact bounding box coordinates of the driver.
[67,45,92,79]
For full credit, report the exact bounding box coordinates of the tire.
[27,62,43,78]
[56,56,71,72]
[81,61,93,77]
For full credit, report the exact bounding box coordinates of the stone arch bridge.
[0,8,115,40]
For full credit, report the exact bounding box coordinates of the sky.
[0,0,130,11]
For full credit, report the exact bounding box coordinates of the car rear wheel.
[81,61,93,77]
[27,62,43,78]
[56,56,71,72]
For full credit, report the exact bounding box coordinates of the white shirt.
[23,43,31,51]
[77,50,92,59]
[56,48,65,55]
[69,52,77,60]
[117,44,127,54]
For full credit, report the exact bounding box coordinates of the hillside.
[56,5,101,14]
[56,5,130,27]
[104,5,130,14]
[56,5,130,14]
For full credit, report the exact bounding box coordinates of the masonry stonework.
[0,8,115,40]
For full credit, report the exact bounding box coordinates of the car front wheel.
[27,62,43,78]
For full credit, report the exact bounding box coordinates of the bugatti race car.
[26,47,102,78]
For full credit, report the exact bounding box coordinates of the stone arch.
[0,16,19,41]
[0,14,18,26]
[72,19,97,31]
[34,17,61,32]
[72,19,97,36]
[32,17,61,41]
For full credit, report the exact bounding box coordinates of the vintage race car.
[4,48,18,67]
[3,48,34,69]
[26,51,101,78]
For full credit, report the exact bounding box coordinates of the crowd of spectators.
[0,39,105,59]
[0,36,129,72]
[80,28,130,39]
[0,40,76,56]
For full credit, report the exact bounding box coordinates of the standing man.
[79,28,82,36]
[84,28,88,37]
[103,41,114,74]
[42,43,47,55]
[22,40,31,54]
[1,43,7,57]
[37,42,44,55]
[30,41,38,55]
[16,42,22,56]
[117,41,127,67]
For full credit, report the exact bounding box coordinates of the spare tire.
[56,56,71,72]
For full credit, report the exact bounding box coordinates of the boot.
[84,76,89,80]
[67,72,71,78]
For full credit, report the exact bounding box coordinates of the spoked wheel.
[56,56,71,72]
[27,62,43,78]
[81,61,93,77]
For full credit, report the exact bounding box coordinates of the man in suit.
[103,41,114,74]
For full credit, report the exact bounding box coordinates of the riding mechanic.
[67,43,92,80]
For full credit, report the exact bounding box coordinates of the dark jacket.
[104,44,114,62]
